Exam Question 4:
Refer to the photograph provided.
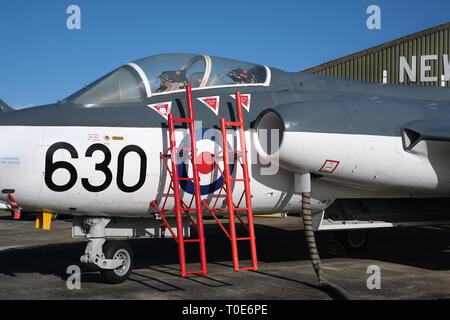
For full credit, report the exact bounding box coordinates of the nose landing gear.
[73,216,188,284]
[100,241,134,284]
[78,218,134,284]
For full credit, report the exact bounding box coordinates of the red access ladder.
[203,92,258,272]
[151,87,257,277]
[151,84,207,278]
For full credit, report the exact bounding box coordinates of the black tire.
[101,241,134,284]
[334,229,369,254]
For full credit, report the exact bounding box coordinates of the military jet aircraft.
[1,53,450,285]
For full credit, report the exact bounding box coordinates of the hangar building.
[302,22,450,87]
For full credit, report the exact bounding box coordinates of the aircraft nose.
[0,126,33,206]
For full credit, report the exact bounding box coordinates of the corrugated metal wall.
[303,22,450,87]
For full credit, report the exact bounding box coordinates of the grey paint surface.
[1,55,450,139]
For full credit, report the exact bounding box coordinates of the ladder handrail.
[218,91,258,272]
[234,92,258,270]
[185,85,208,276]
[151,84,208,278]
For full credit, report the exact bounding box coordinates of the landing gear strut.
[79,218,134,284]
[73,215,186,284]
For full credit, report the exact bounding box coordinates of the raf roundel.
[177,128,235,195]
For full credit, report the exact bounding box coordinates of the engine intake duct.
[253,101,348,174]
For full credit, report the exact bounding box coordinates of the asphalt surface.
[0,210,449,300]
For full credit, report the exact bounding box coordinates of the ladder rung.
[234,208,249,211]
[238,267,256,271]
[236,237,251,241]
[185,270,205,275]
[178,177,194,181]
[184,239,201,243]
[231,179,245,182]
[225,121,242,126]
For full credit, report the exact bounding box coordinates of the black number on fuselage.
[45,142,79,192]
[81,143,113,192]
[44,142,148,193]
[116,145,147,193]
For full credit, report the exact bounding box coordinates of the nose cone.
[0,127,17,203]
[0,124,44,208]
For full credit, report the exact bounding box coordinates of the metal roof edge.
[301,21,450,73]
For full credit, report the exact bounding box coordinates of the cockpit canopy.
[67,54,270,104]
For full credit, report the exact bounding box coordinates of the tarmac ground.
[0,210,449,300]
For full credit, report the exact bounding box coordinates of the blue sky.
[0,0,449,108]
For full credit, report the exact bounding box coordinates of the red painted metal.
[234,92,258,271]
[8,194,21,220]
[202,91,258,272]
[185,84,208,276]
[219,92,258,271]
[151,84,207,278]
[221,117,240,270]
[151,87,257,277]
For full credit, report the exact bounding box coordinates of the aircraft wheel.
[334,229,369,254]
[101,241,134,284]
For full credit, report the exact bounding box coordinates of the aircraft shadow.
[0,222,448,286]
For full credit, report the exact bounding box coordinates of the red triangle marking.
[198,96,220,115]
[241,95,249,109]
[148,102,172,120]
[155,104,169,115]
[201,98,218,110]
[230,94,251,112]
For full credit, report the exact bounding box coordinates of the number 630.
[44,142,147,193]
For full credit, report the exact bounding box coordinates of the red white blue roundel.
[178,128,235,195]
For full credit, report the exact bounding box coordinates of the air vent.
[403,128,422,150]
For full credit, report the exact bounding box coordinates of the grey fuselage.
[1,68,449,136]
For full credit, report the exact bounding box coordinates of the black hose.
[301,192,351,300]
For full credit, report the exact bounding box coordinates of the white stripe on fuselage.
[0,126,445,218]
